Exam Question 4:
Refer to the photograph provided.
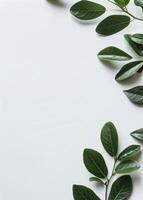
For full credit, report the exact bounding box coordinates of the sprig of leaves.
[98,33,143,105]
[73,122,141,200]
[70,0,143,36]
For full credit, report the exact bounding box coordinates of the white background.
[0,0,142,199]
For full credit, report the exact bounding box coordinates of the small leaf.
[118,145,141,161]
[101,122,118,157]
[115,61,143,81]
[70,1,106,20]
[131,128,143,141]
[83,149,108,178]
[134,0,143,7]
[108,175,133,200]
[124,86,143,104]
[125,34,143,56]
[89,177,105,184]
[131,34,143,45]
[98,46,132,61]
[96,15,131,36]
[114,0,130,6]
[115,160,140,174]
[73,185,101,200]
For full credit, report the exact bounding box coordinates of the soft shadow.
[100,60,120,71]
[46,0,66,8]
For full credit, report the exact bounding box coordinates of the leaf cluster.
[73,122,141,200]
[70,0,143,36]
[98,33,143,105]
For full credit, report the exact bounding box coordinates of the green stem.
[105,159,117,200]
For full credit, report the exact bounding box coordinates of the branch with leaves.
[70,0,143,36]
[73,122,141,200]
[98,33,143,105]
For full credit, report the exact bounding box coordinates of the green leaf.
[115,160,140,174]
[83,149,108,178]
[115,61,143,81]
[108,175,133,200]
[98,46,132,61]
[134,0,143,7]
[131,34,143,45]
[96,15,131,36]
[73,185,101,200]
[118,145,141,161]
[101,122,118,157]
[125,34,143,56]
[89,177,105,184]
[124,86,143,104]
[70,1,106,20]
[114,0,130,6]
[131,128,143,141]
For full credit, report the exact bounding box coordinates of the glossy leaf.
[118,145,141,160]
[70,1,106,20]
[108,175,133,200]
[115,61,143,81]
[131,128,143,141]
[134,0,143,7]
[73,185,101,200]
[124,86,143,104]
[101,122,118,157]
[131,34,143,45]
[125,34,143,56]
[114,0,130,6]
[83,149,108,178]
[115,160,140,174]
[98,46,132,61]
[96,15,131,36]
[89,177,104,184]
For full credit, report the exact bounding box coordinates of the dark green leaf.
[98,46,132,61]
[115,160,140,174]
[118,145,141,161]
[114,0,130,6]
[131,128,143,141]
[134,0,143,7]
[125,34,143,56]
[96,15,131,36]
[83,149,108,178]
[101,122,118,157]
[131,34,143,45]
[124,86,143,104]
[108,175,133,200]
[115,61,143,81]
[89,177,105,184]
[73,185,101,200]
[70,1,106,20]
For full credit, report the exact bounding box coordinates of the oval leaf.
[96,15,131,36]
[83,149,108,178]
[115,160,140,174]
[125,34,143,56]
[73,185,101,200]
[98,46,132,61]
[108,175,133,200]
[115,61,143,81]
[89,177,105,184]
[124,86,143,104]
[131,128,143,141]
[114,0,130,6]
[101,122,118,157]
[118,145,141,161]
[70,1,106,20]
[131,34,143,45]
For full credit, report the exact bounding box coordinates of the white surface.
[0,0,142,199]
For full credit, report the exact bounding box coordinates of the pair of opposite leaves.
[70,0,143,36]
[73,122,142,200]
[98,33,143,105]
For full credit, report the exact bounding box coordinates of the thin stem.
[105,159,117,200]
